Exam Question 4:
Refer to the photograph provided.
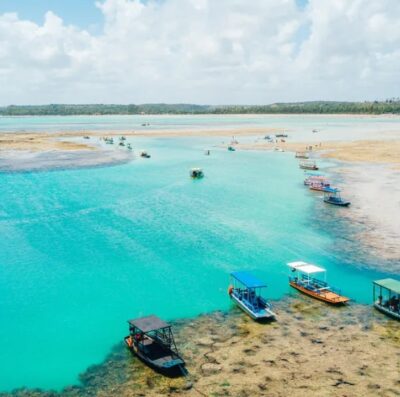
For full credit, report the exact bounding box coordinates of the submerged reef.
[1,297,399,397]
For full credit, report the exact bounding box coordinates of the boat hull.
[289,281,349,305]
[124,337,185,376]
[230,294,275,320]
[324,198,350,206]
[374,303,400,320]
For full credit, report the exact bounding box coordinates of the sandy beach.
[1,297,398,397]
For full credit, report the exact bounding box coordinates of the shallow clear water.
[0,134,396,391]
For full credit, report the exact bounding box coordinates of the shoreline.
[1,297,398,397]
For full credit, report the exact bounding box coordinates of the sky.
[0,0,399,105]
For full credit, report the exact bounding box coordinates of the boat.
[312,129,318,133]
[124,315,186,375]
[275,132,288,138]
[295,151,309,159]
[228,146,236,151]
[309,180,331,191]
[304,175,327,186]
[323,188,350,206]
[190,168,204,179]
[120,136,126,141]
[83,135,90,140]
[228,271,276,320]
[204,149,210,155]
[299,160,319,170]
[127,143,132,150]
[119,142,125,147]
[373,278,400,320]
[140,151,151,158]
[287,261,349,305]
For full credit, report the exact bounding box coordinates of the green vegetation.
[1,100,399,116]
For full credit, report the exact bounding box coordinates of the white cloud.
[0,0,399,105]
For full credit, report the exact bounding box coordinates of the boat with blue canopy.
[373,278,400,320]
[323,187,351,206]
[228,271,276,320]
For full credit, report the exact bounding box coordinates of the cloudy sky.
[0,0,399,105]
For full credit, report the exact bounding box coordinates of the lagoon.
[0,120,397,391]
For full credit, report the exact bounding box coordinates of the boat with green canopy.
[373,278,400,320]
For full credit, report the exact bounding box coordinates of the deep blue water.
[0,136,395,391]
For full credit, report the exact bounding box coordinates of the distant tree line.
[1,100,399,116]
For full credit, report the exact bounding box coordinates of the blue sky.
[0,0,309,28]
[0,0,101,28]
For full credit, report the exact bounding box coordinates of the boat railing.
[233,288,264,313]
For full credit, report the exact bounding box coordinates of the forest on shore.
[1,100,400,116]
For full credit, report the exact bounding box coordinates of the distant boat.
[190,168,204,179]
[228,146,236,151]
[373,278,400,320]
[83,135,90,140]
[204,149,210,155]
[127,143,132,150]
[299,160,318,170]
[295,151,309,159]
[124,315,186,375]
[228,271,276,320]
[304,175,327,186]
[312,129,318,133]
[309,181,331,191]
[287,261,349,305]
[275,132,288,138]
[140,151,151,158]
[119,142,125,146]
[323,188,351,206]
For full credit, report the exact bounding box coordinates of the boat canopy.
[373,278,400,294]
[231,271,266,288]
[323,187,340,193]
[287,261,326,274]
[128,315,170,332]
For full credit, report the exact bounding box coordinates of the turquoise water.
[0,135,395,391]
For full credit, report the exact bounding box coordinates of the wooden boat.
[190,167,204,179]
[373,278,400,320]
[323,188,350,206]
[295,151,309,159]
[299,160,318,170]
[287,261,349,305]
[124,315,185,375]
[228,271,276,320]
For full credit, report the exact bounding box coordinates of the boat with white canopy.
[287,261,349,305]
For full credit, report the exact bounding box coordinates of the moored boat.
[304,175,327,186]
[140,150,151,158]
[295,151,309,159]
[373,278,400,320]
[228,271,276,320]
[124,315,186,375]
[190,167,204,179]
[228,146,236,151]
[287,261,349,305]
[299,160,319,170]
[309,180,331,191]
[323,188,350,206]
